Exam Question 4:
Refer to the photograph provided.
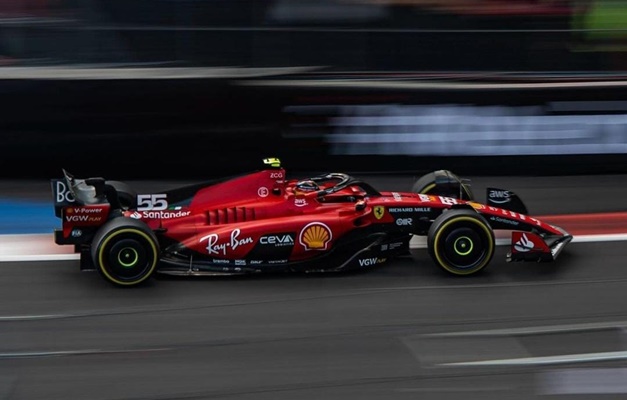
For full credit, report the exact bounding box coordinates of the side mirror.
[355,201,366,211]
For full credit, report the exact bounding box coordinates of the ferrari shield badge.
[374,206,385,220]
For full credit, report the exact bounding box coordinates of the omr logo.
[396,218,412,226]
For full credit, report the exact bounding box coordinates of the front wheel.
[91,218,160,286]
[427,209,494,275]
[412,170,474,201]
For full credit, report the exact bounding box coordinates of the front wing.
[507,231,573,262]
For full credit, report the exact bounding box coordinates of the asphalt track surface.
[1,174,627,400]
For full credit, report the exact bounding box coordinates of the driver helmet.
[295,179,319,193]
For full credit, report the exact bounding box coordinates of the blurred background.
[2,4,627,400]
[0,0,617,70]
[0,0,627,179]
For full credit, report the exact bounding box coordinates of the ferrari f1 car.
[51,158,572,286]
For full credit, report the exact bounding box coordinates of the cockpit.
[287,173,380,204]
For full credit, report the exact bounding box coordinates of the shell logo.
[299,222,332,251]
[468,202,484,210]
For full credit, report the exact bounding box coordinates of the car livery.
[51,158,572,286]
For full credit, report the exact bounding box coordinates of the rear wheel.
[91,218,159,286]
[427,209,494,275]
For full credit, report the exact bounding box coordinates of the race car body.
[51,158,572,286]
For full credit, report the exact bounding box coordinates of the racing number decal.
[137,194,168,211]
[439,196,458,205]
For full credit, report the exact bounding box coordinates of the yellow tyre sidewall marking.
[433,216,494,275]
[97,228,158,286]
[420,183,436,193]
[421,181,471,199]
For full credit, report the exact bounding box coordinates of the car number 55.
[137,194,168,211]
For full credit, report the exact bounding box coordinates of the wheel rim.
[97,229,158,285]
[107,239,148,279]
[453,235,474,256]
[117,247,140,268]
[443,227,484,269]
[433,217,494,273]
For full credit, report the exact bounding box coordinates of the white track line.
[241,78,627,91]
[0,234,78,262]
[0,348,170,359]
[440,351,627,366]
[0,314,75,321]
[0,254,80,262]
[571,233,627,243]
[422,320,627,337]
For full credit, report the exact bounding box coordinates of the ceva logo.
[260,234,294,246]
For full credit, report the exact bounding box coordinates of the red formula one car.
[51,158,572,286]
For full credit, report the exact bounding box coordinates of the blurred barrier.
[1,71,627,179]
[0,0,618,72]
[276,82,627,176]
[286,103,627,156]
[1,1,627,178]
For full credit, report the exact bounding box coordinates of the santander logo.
[514,233,534,252]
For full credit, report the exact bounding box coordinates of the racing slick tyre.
[412,170,474,200]
[105,180,137,210]
[427,209,495,275]
[91,217,160,287]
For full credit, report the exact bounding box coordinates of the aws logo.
[299,222,332,251]
[488,189,511,204]
[373,206,385,220]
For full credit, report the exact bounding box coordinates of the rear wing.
[51,170,109,217]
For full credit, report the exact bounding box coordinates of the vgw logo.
[358,257,386,266]
[65,215,89,222]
